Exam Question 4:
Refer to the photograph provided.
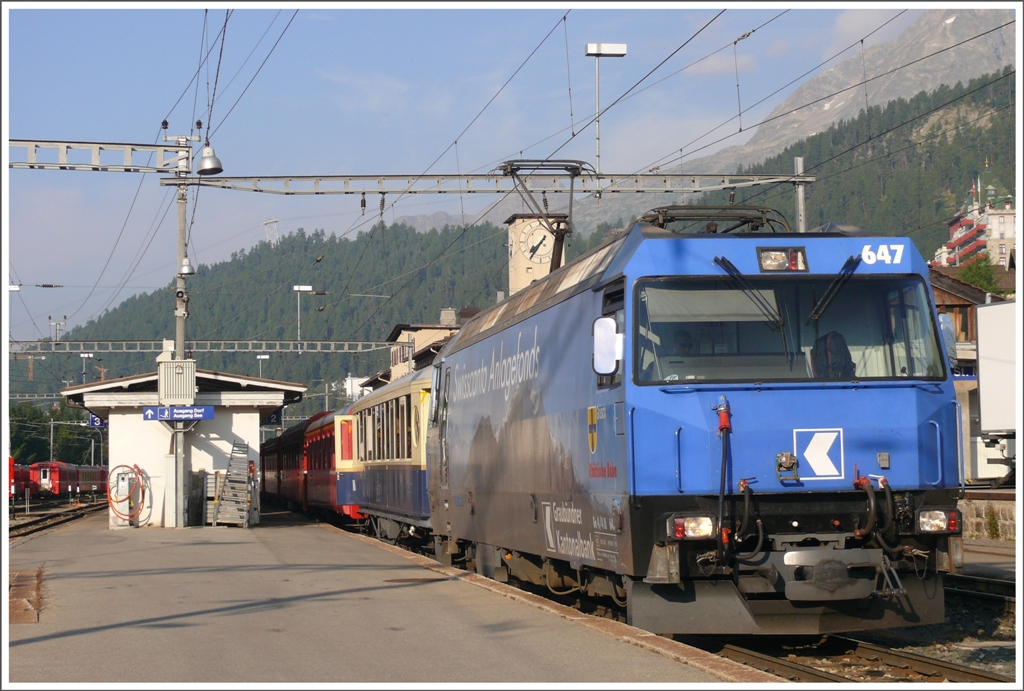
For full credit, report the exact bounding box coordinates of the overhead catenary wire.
[94,191,177,319]
[540,9,727,164]
[51,11,237,330]
[562,15,576,136]
[186,9,231,263]
[339,193,515,341]
[462,10,790,179]
[209,10,299,140]
[303,11,574,340]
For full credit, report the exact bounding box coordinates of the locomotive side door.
[438,368,451,489]
[593,279,631,570]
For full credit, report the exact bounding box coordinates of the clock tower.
[505,213,569,296]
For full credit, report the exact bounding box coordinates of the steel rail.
[830,635,1015,683]
[8,503,106,538]
[715,643,849,682]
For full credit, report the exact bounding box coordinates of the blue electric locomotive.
[424,206,963,635]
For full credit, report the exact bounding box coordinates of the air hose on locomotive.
[107,464,146,523]
[714,396,731,565]
[734,478,764,560]
[869,476,904,556]
[852,475,878,539]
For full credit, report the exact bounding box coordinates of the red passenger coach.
[9,457,30,498]
[29,462,108,497]
[263,421,307,510]
[304,411,336,513]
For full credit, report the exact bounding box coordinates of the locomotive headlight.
[669,515,716,540]
[757,247,807,272]
[918,509,959,533]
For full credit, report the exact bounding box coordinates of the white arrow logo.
[145,409,154,419]
[802,432,839,476]
[543,503,556,551]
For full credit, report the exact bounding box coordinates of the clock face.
[519,222,553,265]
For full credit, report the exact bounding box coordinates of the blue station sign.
[88,413,108,429]
[143,406,215,421]
[260,407,283,426]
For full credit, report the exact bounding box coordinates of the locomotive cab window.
[598,280,625,389]
[634,275,945,384]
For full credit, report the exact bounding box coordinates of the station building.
[61,351,304,528]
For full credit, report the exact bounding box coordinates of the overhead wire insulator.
[543,191,549,213]
[380,192,386,215]
[360,192,366,215]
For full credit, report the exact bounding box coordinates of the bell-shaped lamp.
[196,145,224,176]
[178,256,197,276]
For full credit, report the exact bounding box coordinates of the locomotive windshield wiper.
[713,256,784,328]
[714,255,791,364]
[807,254,862,324]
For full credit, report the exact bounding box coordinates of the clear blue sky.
[2,3,956,341]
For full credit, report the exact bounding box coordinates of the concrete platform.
[7,510,776,684]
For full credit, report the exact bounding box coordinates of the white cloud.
[686,52,757,76]
[820,9,921,62]
[317,68,411,112]
[766,39,789,58]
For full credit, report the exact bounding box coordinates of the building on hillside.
[928,269,1010,485]
[337,375,372,402]
[361,308,466,391]
[932,180,1016,269]
[985,199,1016,270]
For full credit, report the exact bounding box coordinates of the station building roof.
[61,369,306,417]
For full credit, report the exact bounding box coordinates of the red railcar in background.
[29,461,107,497]
[9,456,31,498]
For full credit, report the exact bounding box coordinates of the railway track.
[684,634,1016,683]
[945,573,1016,614]
[8,503,107,538]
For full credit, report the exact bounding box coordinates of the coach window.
[598,280,625,389]
[369,409,377,462]
[390,399,398,460]
[413,403,421,449]
[399,395,408,459]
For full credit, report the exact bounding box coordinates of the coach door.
[335,416,355,469]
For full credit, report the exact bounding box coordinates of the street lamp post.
[79,352,93,384]
[256,354,269,378]
[163,121,224,529]
[293,285,313,350]
[585,43,627,187]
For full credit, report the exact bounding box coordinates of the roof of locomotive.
[442,231,630,357]
[439,206,925,360]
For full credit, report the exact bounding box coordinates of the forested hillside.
[702,66,1015,255]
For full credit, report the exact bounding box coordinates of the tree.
[956,255,1003,294]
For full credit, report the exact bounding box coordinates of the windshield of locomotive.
[634,276,945,383]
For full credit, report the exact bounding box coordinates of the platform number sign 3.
[861,244,904,265]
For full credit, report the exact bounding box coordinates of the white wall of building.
[107,407,261,528]
[108,409,174,528]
